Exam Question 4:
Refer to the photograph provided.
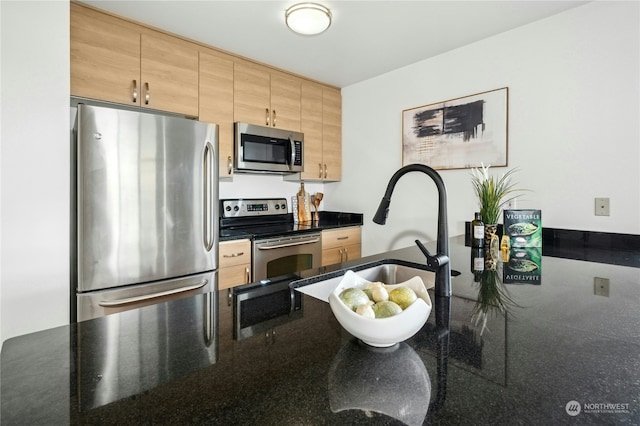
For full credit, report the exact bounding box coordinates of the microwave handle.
[288,136,295,170]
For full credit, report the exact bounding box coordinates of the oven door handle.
[256,237,320,250]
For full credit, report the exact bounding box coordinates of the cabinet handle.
[245,267,251,284]
[344,247,348,261]
[132,80,137,103]
[265,108,270,126]
[227,156,233,175]
[324,164,328,179]
[144,82,150,105]
[339,248,344,262]
[272,110,277,127]
[318,163,323,179]
[227,288,232,307]
[337,236,349,240]
[222,252,244,258]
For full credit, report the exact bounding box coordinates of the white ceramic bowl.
[328,270,432,347]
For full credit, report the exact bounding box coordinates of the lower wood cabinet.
[321,227,361,267]
[219,239,251,290]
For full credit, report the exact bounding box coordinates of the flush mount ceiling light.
[285,3,332,36]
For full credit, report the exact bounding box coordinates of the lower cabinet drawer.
[219,239,251,289]
[219,239,251,268]
[322,227,361,249]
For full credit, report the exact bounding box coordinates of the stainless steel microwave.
[234,122,304,174]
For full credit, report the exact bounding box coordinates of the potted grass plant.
[471,164,524,245]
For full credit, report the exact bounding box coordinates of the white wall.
[327,1,640,256]
[0,1,70,345]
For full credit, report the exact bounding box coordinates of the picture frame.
[402,87,508,170]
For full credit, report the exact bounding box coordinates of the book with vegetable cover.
[503,209,542,248]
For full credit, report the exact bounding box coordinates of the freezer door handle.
[98,280,208,307]
[203,141,215,251]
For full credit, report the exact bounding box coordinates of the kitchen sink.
[346,262,436,288]
[291,259,439,302]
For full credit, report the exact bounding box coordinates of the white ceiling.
[85,0,590,88]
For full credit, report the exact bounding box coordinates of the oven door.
[252,233,321,282]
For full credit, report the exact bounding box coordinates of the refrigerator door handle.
[98,280,208,307]
[203,141,215,252]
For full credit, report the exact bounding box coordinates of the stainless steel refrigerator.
[72,104,219,322]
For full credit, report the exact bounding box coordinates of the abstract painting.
[402,87,508,170]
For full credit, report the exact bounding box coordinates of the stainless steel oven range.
[220,198,321,339]
[220,198,321,283]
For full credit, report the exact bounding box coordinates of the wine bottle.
[471,212,485,248]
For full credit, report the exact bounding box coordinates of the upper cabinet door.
[234,61,271,126]
[199,49,235,178]
[234,61,301,130]
[140,32,199,117]
[322,87,342,181]
[71,3,140,105]
[300,82,324,181]
[270,72,301,131]
[71,3,199,116]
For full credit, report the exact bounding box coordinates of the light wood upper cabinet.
[71,3,140,105]
[299,82,324,181]
[70,3,199,117]
[140,32,199,116]
[199,49,234,178]
[270,71,302,131]
[233,61,270,126]
[234,61,301,131]
[322,87,342,181]
[297,83,342,181]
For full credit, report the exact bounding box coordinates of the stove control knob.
[275,204,280,210]
[280,203,286,210]
[225,205,231,212]
[233,206,240,212]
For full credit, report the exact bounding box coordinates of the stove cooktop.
[219,198,318,240]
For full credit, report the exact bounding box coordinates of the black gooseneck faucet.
[373,164,452,298]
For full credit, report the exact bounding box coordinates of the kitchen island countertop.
[2,235,639,425]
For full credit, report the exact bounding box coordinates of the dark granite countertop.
[2,235,640,425]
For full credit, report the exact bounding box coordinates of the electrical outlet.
[594,277,610,297]
[595,198,610,216]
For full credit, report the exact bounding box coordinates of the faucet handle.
[415,240,450,269]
